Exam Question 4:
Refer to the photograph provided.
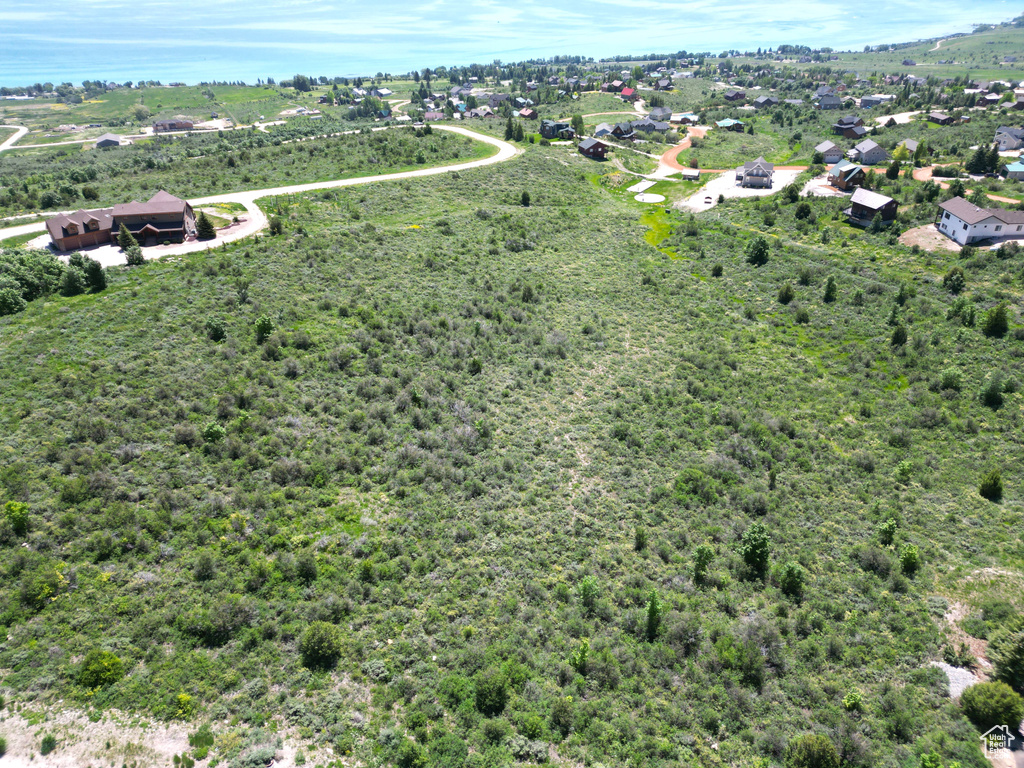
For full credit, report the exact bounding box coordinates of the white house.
[736,156,774,188]
[937,196,1024,245]
[814,140,844,164]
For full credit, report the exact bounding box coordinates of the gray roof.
[815,140,838,152]
[96,133,123,144]
[939,196,1024,226]
[850,188,894,210]
[742,156,774,172]
[898,139,919,152]
[854,139,881,153]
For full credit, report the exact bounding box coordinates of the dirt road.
[9,125,520,266]
[0,125,29,150]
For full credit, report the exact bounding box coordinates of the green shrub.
[899,544,920,576]
[890,324,907,347]
[268,216,284,235]
[778,561,806,599]
[960,681,1024,732]
[983,302,1009,338]
[942,267,966,294]
[59,266,87,297]
[299,621,344,669]
[550,697,574,738]
[990,617,1024,693]
[778,283,795,305]
[202,423,226,443]
[711,263,723,277]
[746,235,769,266]
[4,501,29,535]
[125,244,145,266]
[739,521,771,578]
[693,543,714,585]
[78,649,125,688]
[841,689,863,712]
[206,318,226,342]
[979,470,1003,502]
[645,589,663,641]
[196,211,216,241]
[254,316,275,344]
[822,276,837,303]
[0,735,6,757]
[41,734,57,755]
[473,667,509,716]
[786,733,839,768]
[877,518,897,546]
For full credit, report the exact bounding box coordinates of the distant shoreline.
[1,5,1017,88]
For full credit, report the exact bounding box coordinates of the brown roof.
[45,208,114,240]
[939,196,1024,226]
[112,190,188,217]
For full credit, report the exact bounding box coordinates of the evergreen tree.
[513,121,525,142]
[196,211,216,241]
[885,160,900,180]
[504,116,514,141]
[117,223,138,250]
[966,146,987,174]
[985,143,1000,174]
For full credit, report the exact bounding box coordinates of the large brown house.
[46,190,197,251]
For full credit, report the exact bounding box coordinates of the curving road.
[5,125,520,266]
[0,125,29,151]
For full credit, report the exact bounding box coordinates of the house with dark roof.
[655,78,673,91]
[753,95,779,109]
[630,118,670,134]
[45,190,196,250]
[648,106,672,122]
[153,119,193,133]
[844,188,897,226]
[832,116,864,135]
[848,139,887,165]
[724,90,746,102]
[816,94,842,110]
[928,112,953,125]
[594,123,614,138]
[540,120,575,140]
[815,140,844,164]
[937,196,1024,245]
[827,159,866,191]
[578,138,610,159]
[95,133,129,148]
[814,85,835,98]
[611,122,635,140]
[736,157,774,188]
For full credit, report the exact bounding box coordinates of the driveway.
[7,125,519,267]
[677,169,802,211]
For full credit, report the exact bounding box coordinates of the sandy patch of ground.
[802,174,849,198]
[677,169,802,211]
[900,223,961,252]
[874,110,921,126]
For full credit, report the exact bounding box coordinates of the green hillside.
[0,135,1022,768]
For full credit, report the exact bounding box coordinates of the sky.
[0,0,1020,86]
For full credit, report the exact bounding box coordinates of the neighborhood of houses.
[22,56,1024,253]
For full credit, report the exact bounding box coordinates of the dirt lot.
[899,223,961,252]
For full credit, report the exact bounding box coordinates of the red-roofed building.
[620,87,637,102]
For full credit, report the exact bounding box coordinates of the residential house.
[724,89,746,102]
[994,126,1024,151]
[753,95,779,109]
[1005,161,1024,181]
[487,94,510,109]
[153,119,193,133]
[928,112,953,126]
[594,123,614,138]
[95,133,129,148]
[902,59,917,66]
[630,118,670,134]
[936,196,1024,244]
[371,88,393,98]
[844,125,869,140]
[844,188,898,226]
[620,87,637,102]
[848,139,887,165]
[45,190,196,251]
[898,138,919,155]
[648,106,672,121]
[578,138,610,159]
[784,99,805,106]
[605,80,625,93]
[983,93,1002,107]
[715,118,744,131]
[518,108,538,120]
[540,120,575,139]
[736,156,774,188]
[814,140,844,164]
[674,112,699,125]
[655,78,673,91]
[817,94,842,110]
[611,122,635,140]
[831,115,864,135]
[814,85,835,98]
[827,159,866,190]
[423,111,444,121]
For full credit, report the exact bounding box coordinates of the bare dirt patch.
[899,223,961,253]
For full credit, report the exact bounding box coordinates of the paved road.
[8,125,520,266]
